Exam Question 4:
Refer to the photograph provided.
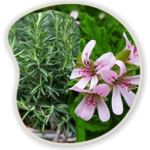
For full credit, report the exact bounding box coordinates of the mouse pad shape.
[8,4,141,144]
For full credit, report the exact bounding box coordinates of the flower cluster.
[69,32,140,122]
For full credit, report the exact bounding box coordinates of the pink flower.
[70,11,80,25]
[69,84,110,121]
[46,9,52,12]
[123,32,140,66]
[99,61,140,115]
[70,40,116,90]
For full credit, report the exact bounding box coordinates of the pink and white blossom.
[70,40,116,90]
[69,84,111,121]
[70,11,80,25]
[99,64,140,115]
[123,32,140,66]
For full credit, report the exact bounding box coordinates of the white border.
[5,1,143,146]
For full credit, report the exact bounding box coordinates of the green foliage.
[116,50,131,62]
[79,13,111,56]
[8,10,80,136]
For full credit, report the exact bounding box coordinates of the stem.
[55,14,59,48]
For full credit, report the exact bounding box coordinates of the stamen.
[95,63,104,72]
[119,79,133,92]
[84,53,91,66]
[79,63,96,77]
[79,67,91,78]
[86,94,98,106]
[108,76,116,83]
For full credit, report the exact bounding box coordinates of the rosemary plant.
[8,10,80,137]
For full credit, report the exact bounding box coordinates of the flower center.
[86,94,98,106]
[119,79,133,92]
[94,63,104,71]
[108,76,116,84]
[84,52,90,66]
[108,77,133,92]
[79,66,97,78]
[79,53,105,78]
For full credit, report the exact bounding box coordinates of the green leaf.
[19,41,32,48]
[74,53,85,68]
[40,35,51,45]
[66,22,74,33]
[22,110,31,121]
[49,37,63,41]
[107,23,118,38]
[19,76,28,82]
[79,13,111,55]
[33,96,37,102]
[125,62,136,67]
[66,122,69,137]
[122,69,135,77]
[55,104,68,109]
[37,101,51,108]
[31,84,41,94]
[11,36,16,50]
[130,85,138,90]
[40,52,51,63]
[17,101,29,111]
[42,118,46,136]
[67,33,80,40]
[41,74,48,82]
[33,109,44,122]
[19,28,35,40]
[68,122,76,134]
[26,63,37,68]
[69,79,78,87]
[15,49,25,57]
[27,51,36,61]
[39,68,48,77]
[58,120,66,127]
[116,50,131,62]
[40,87,45,95]
[75,126,86,142]
[55,108,69,114]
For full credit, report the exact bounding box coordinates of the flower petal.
[94,52,116,69]
[127,52,140,66]
[133,55,140,66]
[69,86,91,93]
[76,21,80,25]
[126,45,134,64]
[95,95,110,122]
[70,11,78,19]
[71,76,91,89]
[118,86,135,107]
[123,32,131,49]
[134,47,138,54]
[122,75,140,85]
[74,95,87,116]
[70,68,82,79]
[98,67,118,85]
[81,95,96,121]
[89,75,98,90]
[112,85,123,115]
[115,60,126,77]
[82,40,96,65]
[92,84,110,97]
